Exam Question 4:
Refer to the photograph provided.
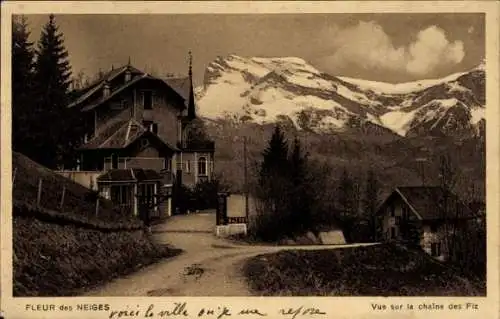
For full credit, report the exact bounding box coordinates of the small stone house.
[377,186,475,261]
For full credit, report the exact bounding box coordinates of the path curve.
[84,214,377,296]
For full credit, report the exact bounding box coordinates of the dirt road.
[84,213,376,296]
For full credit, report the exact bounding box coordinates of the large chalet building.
[64,54,215,218]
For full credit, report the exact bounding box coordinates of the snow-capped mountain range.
[196,55,485,137]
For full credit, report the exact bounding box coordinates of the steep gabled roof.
[378,186,475,220]
[69,65,142,108]
[163,77,190,102]
[78,119,179,151]
[79,119,145,150]
[81,74,185,112]
[69,65,186,111]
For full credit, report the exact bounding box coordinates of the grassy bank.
[12,152,182,296]
[13,214,182,296]
[243,244,485,296]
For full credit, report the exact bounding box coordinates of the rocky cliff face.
[196,55,485,138]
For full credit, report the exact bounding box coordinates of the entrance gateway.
[215,192,248,237]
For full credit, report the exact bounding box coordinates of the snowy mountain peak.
[197,55,485,137]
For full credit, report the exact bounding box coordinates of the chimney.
[103,81,110,97]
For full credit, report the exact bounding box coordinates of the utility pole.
[243,136,249,219]
[415,157,427,186]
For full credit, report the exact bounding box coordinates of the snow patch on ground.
[379,110,418,136]
[335,84,375,105]
[286,73,333,90]
[447,81,470,93]
[470,107,485,125]
[339,71,468,95]
[225,56,270,78]
[317,116,347,130]
[197,71,249,118]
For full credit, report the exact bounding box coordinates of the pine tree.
[33,14,76,168]
[12,15,35,156]
[363,168,381,241]
[337,169,354,217]
[288,137,312,232]
[259,125,289,183]
[255,125,291,240]
[337,168,361,241]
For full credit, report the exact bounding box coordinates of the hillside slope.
[12,151,137,226]
[12,152,180,296]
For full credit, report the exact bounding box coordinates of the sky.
[23,13,485,86]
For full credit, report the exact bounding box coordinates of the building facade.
[377,186,475,261]
[65,54,215,218]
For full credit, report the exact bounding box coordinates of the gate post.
[216,192,229,225]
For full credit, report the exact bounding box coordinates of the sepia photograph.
[2,2,499,318]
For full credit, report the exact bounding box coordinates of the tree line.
[250,125,382,242]
[249,125,485,280]
[13,14,84,169]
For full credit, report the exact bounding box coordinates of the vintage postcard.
[1,1,499,319]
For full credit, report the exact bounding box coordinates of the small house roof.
[379,186,475,220]
[97,168,163,183]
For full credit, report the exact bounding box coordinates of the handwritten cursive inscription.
[108,303,327,319]
[279,306,326,319]
[238,308,267,316]
[197,306,232,319]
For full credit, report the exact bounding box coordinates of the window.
[164,158,172,172]
[140,138,149,148]
[390,205,395,217]
[395,216,401,225]
[390,227,396,239]
[198,157,207,176]
[111,154,118,169]
[138,183,156,208]
[118,157,126,169]
[143,121,158,134]
[110,99,126,110]
[104,156,114,170]
[143,91,153,110]
[431,242,441,257]
[185,160,191,173]
[110,185,133,214]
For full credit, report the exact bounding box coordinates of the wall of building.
[174,151,215,187]
[381,197,403,240]
[57,171,102,191]
[135,81,181,147]
[93,81,182,148]
[118,157,166,171]
[420,223,452,261]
